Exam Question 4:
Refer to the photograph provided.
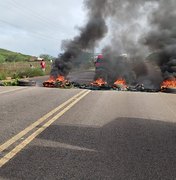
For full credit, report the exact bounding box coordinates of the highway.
[0,82,176,179]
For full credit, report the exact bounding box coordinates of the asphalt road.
[31,69,96,87]
[0,84,176,179]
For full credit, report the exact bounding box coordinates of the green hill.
[0,48,32,63]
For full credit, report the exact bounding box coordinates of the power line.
[7,0,63,31]
[0,19,61,42]
[0,1,75,55]
[1,0,64,41]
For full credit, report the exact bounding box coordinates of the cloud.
[0,0,85,56]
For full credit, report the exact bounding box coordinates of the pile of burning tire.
[43,76,176,93]
[43,76,73,89]
[161,87,176,94]
[43,80,73,89]
[43,77,128,91]
[55,81,73,88]
[160,78,176,94]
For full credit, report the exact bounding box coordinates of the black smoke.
[51,0,176,88]
[51,0,109,77]
[97,0,160,87]
[144,0,176,81]
[99,0,176,87]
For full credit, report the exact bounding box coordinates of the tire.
[164,87,176,94]
[18,80,36,86]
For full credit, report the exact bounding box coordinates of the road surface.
[0,84,176,179]
[31,69,96,87]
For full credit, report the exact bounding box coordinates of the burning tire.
[18,80,36,86]
[55,81,73,89]
[163,87,176,94]
[161,79,176,93]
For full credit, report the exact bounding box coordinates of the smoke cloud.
[51,0,176,88]
[96,0,161,87]
[51,0,109,77]
[144,0,176,81]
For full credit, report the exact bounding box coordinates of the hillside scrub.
[0,48,31,63]
[0,62,51,80]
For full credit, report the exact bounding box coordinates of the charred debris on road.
[43,75,176,93]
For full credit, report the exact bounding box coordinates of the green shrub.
[12,72,20,79]
[0,55,6,63]
[29,68,45,77]
[0,79,18,86]
[17,68,44,78]
[0,49,31,63]
[0,73,6,80]
[0,70,19,80]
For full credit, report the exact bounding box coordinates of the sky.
[0,0,86,57]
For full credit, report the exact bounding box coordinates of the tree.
[39,54,55,61]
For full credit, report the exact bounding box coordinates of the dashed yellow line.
[0,90,90,168]
[0,90,87,152]
[0,90,90,167]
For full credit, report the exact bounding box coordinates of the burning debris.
[43,75,72,88]
[43,75,172,93]
[43,76,56,88]
[89,78,111,90]
[113,78,128,91]
[161,78,176,89]
[91,78,107,87]
[160,78,176,93]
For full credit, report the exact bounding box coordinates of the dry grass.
[0,61,51,80]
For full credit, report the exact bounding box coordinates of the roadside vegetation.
[0,61,52,80]
[0,48,53,80]
[0,48,31,63]
[0,48,95,84]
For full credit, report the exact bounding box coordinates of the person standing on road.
[40,59,46,72]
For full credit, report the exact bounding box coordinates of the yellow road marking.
[0,87,27,95]
[0,90,87,152]
[0,90,90,168]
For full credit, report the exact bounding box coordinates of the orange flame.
[161,78,176,89]
[56,75,65,82]
[46,76,55,82]
[43,76,56,87]
[114,78,127,87]
[91,78,107,86]
[43,75,66,88]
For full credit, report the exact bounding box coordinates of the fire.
[55,75,69,88]
[113,78,127,90]
[46,76,55,82]
[43,75,67,88]
[56,75,65,82]
[114,78,127,87]
[91,78,107,86]
[43,76,56,87]
[161,78,176,89]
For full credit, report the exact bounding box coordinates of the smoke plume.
[51,0,176,88]
[144,0,176,81]
[51,0,109,77]
[95,0,160,87]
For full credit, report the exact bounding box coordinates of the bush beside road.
[0,62,52,81]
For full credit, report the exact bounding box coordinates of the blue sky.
[0,0,86,57]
